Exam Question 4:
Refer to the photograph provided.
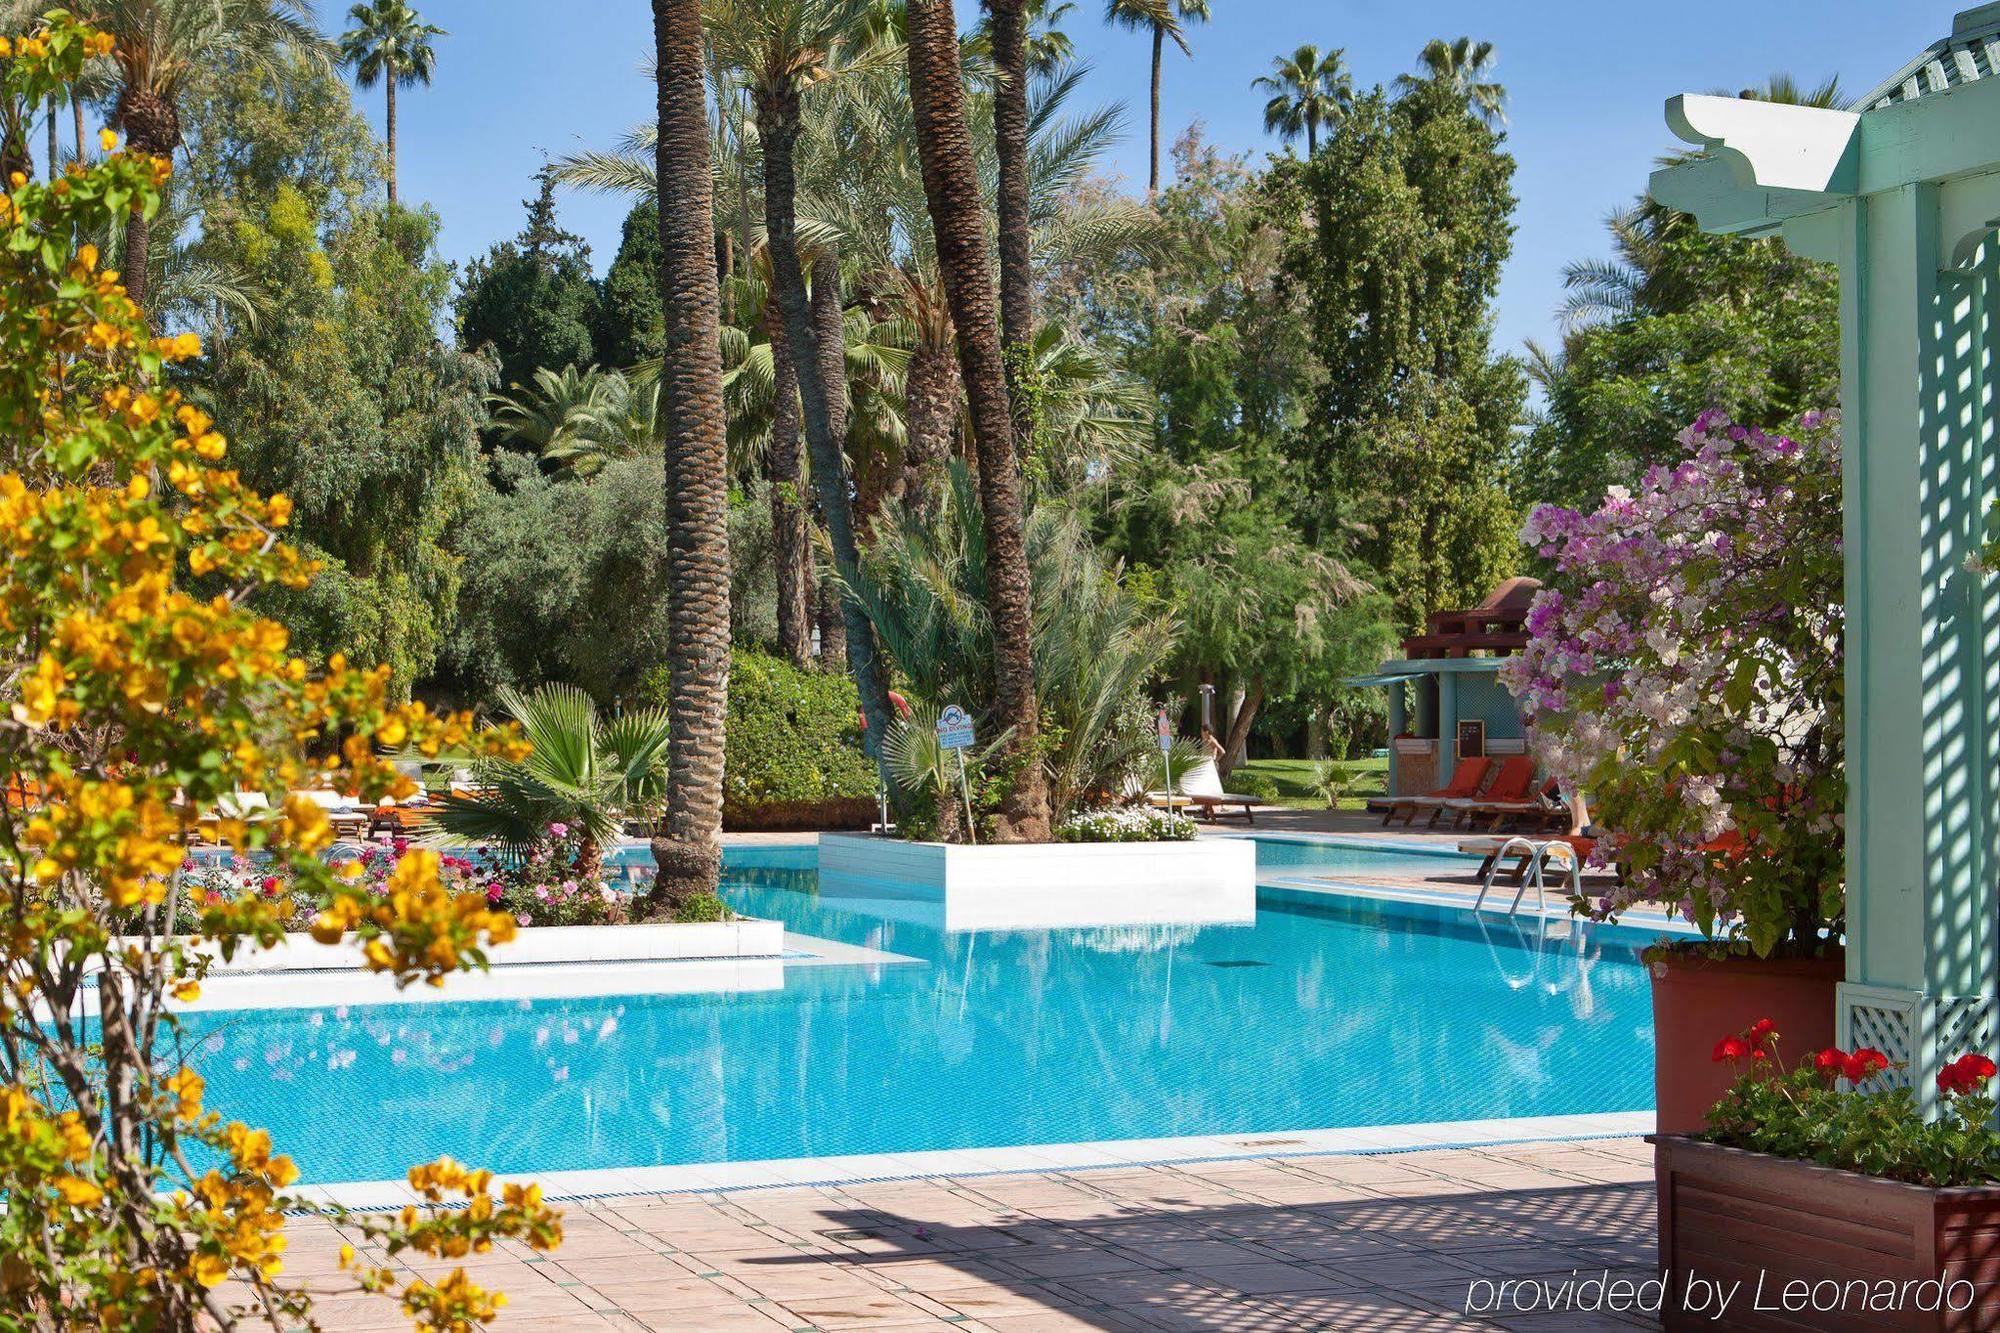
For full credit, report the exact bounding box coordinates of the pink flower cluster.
[1500,410,1845,946]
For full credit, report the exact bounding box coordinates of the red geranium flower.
[1746,1018,1778,1046]
[1713,1036,1752,1062]
[1940,1053,1998,1096]
[1813,1046,1846,1077]
[1842,1048,1889,1083]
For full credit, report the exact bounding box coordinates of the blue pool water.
[175,841,1655,1183]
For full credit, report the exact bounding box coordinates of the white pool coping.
[286,1110,1653,1210]
[78,932,921,1016]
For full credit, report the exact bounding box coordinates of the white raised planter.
[192,917,785,974]
[816,833,1255,931]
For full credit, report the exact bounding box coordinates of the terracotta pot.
[1649,946,1844,1134]
[1653,1135,2000,1331]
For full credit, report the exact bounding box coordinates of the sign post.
[937,704,978,845]
[1156,708,1177,833]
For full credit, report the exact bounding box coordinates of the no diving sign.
[937,704,976,750]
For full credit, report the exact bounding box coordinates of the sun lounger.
[1440,760,1545,830]
[1385,756,1493,827]
[1162,758,1260,823]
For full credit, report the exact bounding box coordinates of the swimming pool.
[175,841,1653,1184]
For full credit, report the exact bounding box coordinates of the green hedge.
[650,650,878,812]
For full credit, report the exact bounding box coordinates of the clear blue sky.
[368,0,1942,359]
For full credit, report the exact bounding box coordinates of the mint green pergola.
[1650,4,2000,1100]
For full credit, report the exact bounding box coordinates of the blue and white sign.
[1156,708,1174,754]
[937,704,976,751]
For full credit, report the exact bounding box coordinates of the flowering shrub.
[1500,410,1844,956]
[178,852,313,931]
[1055,806,1198,843]
[488,824,626,926]
[1706,1020,2000,1186]
[0,16,557,1328]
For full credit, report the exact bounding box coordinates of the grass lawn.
[1233,756,1389,811]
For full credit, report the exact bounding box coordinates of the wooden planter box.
[1652,1135,2000,1330]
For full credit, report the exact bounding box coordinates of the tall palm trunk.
[115,105,180,315]
[1147,23,1163,193]
[817,566,847,668]
[905,0,1050,841]
[46,98,57,181]
[384,69,398,206]
[122,210,150,313]
[901,336,959,519]
[767,303,812,668]
[71,97,82,166]
[646,0,732,910]
[755,90,894,748]
[986,0,1033,450]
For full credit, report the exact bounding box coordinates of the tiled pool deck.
[274,1137,1658,1330]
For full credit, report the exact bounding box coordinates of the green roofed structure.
[1649,3,2000,1103]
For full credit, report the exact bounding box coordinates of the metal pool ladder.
[1471,837,1582,919]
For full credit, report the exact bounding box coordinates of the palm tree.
[705,0,898,742]
[1394,36,1505,126]
[337,0,444,207]
[905,0,1050,840]
[98,0,326,311]
[1252,43,1350,157]
[1102,0,1206,192]
[974,0,1075,78]
[488,364,658,477]
[647,0,733,910]
[432,684,672,885]
[985,0,1036,454]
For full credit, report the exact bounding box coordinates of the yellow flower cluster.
[21,777,184,908]
[311,849,520,986]
[0,13,556,1330]
[333,1155,563,1330]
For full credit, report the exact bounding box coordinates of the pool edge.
[286,1110,1654,1211]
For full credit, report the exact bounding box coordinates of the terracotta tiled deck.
[283,1138,1660,1331]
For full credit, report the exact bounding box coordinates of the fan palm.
[650,0,734,907]
[881,700,1016,842]
[431,684,673,883]
[1013,323,1150,490]
[97,0,328,311]
[337,0,444,206]
[1251,43,1350,157]
[1102,0,1206,192]
[833,58,1149,509]
[1394,36,1505,126]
